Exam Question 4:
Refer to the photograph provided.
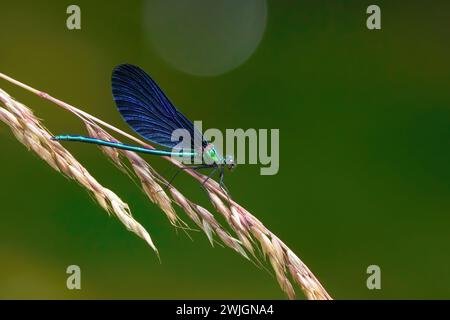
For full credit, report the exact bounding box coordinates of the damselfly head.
[225,155,236,171]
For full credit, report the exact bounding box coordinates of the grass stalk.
[0,72,331,300]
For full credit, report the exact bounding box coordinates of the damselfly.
[53,64,235,192]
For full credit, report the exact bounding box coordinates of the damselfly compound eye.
[225,155,236,171]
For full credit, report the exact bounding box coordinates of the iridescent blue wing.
[112,64,206,149]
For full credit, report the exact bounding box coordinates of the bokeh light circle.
[143,0,267,76]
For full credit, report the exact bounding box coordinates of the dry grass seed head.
[0,89,158,255]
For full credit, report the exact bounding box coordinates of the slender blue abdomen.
[52,135,197,157]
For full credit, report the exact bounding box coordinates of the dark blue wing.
[112,64,206,149]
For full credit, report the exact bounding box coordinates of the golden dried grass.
[0,72,331,300]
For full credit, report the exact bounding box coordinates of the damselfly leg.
[200,165,219,188]
[163,164,213,190]
[218,166,232,202]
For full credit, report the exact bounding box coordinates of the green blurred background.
[1,0,450,299]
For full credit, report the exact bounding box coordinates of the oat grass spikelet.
[0,72,331,300]
[0,88,158,255]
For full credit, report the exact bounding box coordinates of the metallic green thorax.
[204,145,223,165]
